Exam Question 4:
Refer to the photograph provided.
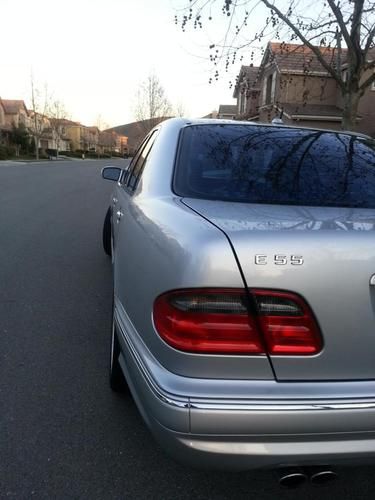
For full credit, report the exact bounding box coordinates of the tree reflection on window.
[175,124,375,209]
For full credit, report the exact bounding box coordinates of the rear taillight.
[153,289,322,356]
[253,289,322,355]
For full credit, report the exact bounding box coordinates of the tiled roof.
[54,118,81,126]
[233,65,261,97]
[1,99,28,115]
[268,42,347,74]
[241,65,260,87]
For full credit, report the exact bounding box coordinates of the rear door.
[113,130,158,313]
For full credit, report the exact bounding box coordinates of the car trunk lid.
[183,199,375,381]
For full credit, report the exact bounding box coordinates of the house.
[217,104,237,119]
[98,130,117,154]
[0,99,29,128]
[202,110,218,119]
[98,130,128,155]
[0,99,30,146]
[0,100,8,145]
[47,118,71,152]
[233,42,375,136]
[232,66,261,119]
[59,119,89,151]
[86,127,100,151]
[118,134,128,156]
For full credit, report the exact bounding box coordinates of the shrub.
[0,145,9,160]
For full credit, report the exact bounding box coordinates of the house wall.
[65,127,81,150]
[357,88,375,136]
[335,68,375,136]
[278,74,338,105]
[247,90,260,117]
[258,106,279,123]
[4,113,18,128]
[0,105,4,126]
[236,83,260,119]
[4,108,28,128]
[258,66,282,121]
[279,114,342,131]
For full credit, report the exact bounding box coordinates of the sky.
[0,0,261,128]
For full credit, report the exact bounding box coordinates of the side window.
[127,130,158,191]
[120,137,148,185]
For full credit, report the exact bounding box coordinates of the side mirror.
[102,166,122,182]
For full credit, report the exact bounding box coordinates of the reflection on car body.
[101,118,375,476]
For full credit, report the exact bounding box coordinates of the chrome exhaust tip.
[308,467,338,486]
[276,468,308,489]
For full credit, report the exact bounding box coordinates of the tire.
[103,207,112,257]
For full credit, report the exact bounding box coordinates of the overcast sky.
[0,0,261,127]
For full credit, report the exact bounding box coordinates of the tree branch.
[326,0,353,50]
[364,24,375,55]
[359,69,375,92]
[260,0,344,89]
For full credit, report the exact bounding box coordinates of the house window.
[265,72,276,105]
[262,72,276,106]
[239,90,247,114]
[262,78,267,106]
[271,72,276,102]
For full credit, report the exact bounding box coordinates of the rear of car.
[111,119,375,470]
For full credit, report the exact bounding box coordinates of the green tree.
[10,123,29,157]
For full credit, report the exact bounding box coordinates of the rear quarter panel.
[113,119,274,380]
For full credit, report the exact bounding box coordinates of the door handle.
[112,197,118,205]
[116,210,124,222]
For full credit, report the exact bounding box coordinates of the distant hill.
[105,117,171,154]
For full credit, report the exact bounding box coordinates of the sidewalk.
[0,157,74,166]
[0,160,27,166]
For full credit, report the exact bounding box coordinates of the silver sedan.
[101,118,375,485]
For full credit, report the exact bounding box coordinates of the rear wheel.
[110,309,128,392]
[103,207,112,256]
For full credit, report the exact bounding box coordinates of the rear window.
[174,124,375,208]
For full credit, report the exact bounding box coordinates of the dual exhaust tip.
[277,466,338,488]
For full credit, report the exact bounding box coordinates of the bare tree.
[177,0,375,130]
[47,100,69,157]
[28,76,49,159]
[95,114,110,132]
[174,101,188,117]
[134,74,172,135]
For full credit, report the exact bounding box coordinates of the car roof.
[159,117,371,140]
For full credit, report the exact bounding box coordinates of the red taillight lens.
[153,289,322,356]
[153,290,264,354]
[253,289,322,355]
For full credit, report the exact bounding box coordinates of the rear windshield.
[174,124,375,208]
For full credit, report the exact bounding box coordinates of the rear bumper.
[146,420,375,470]
[115,310,375,470]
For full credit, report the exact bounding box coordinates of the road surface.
[0,159,374,499]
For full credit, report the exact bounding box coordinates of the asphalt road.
[1,159,375,499]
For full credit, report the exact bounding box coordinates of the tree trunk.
[341,91,360,131]
[34,136,39,160]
